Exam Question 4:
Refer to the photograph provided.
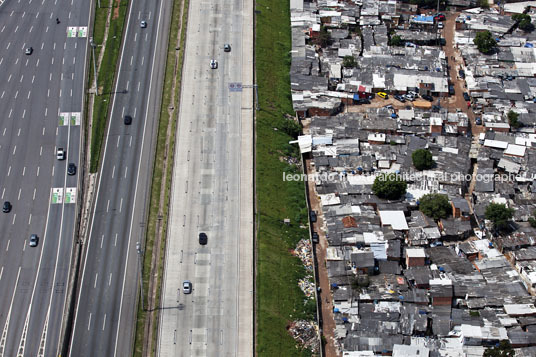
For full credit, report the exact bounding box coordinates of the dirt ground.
[304,157,340,357]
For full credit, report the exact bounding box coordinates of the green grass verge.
[89,0,129,172]
[255,0,314,356]
[132,0,189,355]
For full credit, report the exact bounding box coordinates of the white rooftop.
[379,211,409,230]
[406,248,426,258]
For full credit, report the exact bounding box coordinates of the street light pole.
[90,37,98,95]
[136,242,144,311]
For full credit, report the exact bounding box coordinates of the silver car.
[210,59,218,69]
[182,280,192,294]
[29,234,38,247]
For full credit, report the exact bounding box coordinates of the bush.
[513,13,534,32]
[485,203,514,230]
[372,173,407,200]
[412,149,434,170]
[507,110,521,129]
[419,194,451,220]
[473,30,497,54]
[389,35,402,46]
[478,0,489,9]
[342,55,356,68]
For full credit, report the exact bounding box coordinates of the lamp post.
[90,37,98,95]
[136,242,144,311]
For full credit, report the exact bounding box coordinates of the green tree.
[389,35,402,46]
[473,31,497,54]
[419,194,451,220]
[483,341,515,357]
[478,0,489,9]
[317,25,331,47]
[513,13,534,32]
[342,55,356,68]
[372,173,407,200]
[507,110,521,129]
[412,149,434,171]
[485,203,514,230]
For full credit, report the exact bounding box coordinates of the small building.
[451,197,471,220]
[406,248,426,267]
[351,251,375,275]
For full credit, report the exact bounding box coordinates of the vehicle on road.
[199,232,207,245]
[356,98,370,105]
[438,22,444,29]
[224,44,231,52]
[67,163,77,176]
[25,47,33,55]
[312,232,319,244]
[459,69,465,79]
[210,59,218,69]
[434,13,446,21]
[432,105,441,112]
[57,148,65,160]
[377,92,388,99]
[394,94,406,103]
[29,234,38,247]
[475,117,482,125]
[310,210,317,222]
[124,115,132,125]
[422,94,434,102]
[140,20,147,28]
[2,201,11,213]
[183,281,192,294]
[449,85,455,95]
[463,92,470,101]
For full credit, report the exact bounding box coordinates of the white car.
[140,20,147,28]
[183,280,192,294]
[210,60,218,69]
[57,148,65,160]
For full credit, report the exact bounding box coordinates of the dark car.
[459,69,465,79]
[463,92,470,101]
[310,210,317,223]
[67,163,76,176]
[312,232,319,244]
[29,234,38,247]
[422,94,434,102]
[2,201,11,213]
[432,105,441,113]
[394,95,406,103]
[223,44,231,52]
[357,98,370,105]
[124,115,132,125]
[199,232,208,245]
[448,85,455,95]
[434,14,446,21]
[475,117,482,125]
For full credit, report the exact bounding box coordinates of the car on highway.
[210,59,218,69]
[68,163,77,176]
[57,148,65,160]
[124,115,132,125]
[224,44,231,52]
[463,92,470,101]
[199,232,207,245]
[2,201,11,213]
[29,234,38,247]
[422,94,434,102]
[25,47,33,55]
[140,20,147,28]
[377,92,388,99]
[394,94,406,103]
[183,280,192,294]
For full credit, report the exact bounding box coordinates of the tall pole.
[136,242,144,311]
[90,38,98,95]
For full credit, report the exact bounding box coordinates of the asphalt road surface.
[157,0,254,355]
[0,0,89,355]
[68,0,172,355]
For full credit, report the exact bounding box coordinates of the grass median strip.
[132,0,189,355]
[89,0,129,172]
[255,0,314,356]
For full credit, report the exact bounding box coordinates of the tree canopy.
[342,55,356,68]
[483,341,515,357]
[512,13,534,32]
[485,203,514,230]
[412,149,434,171]
[372,173,407,200]
[419,194,451,220]
[389,35,402,46]
[507,110,521,129]
[473,31,497,54]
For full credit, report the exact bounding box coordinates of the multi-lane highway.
[68,0,172,355]
[157,0,254,355]
[0,0,89,355]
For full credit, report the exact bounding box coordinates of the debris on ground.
[288,320,320,354]
[293,238,313,272]
[298,277,316,298]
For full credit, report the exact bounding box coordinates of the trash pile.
[298,278,315,298]
[288,320,320,354]
[293,239,313,272]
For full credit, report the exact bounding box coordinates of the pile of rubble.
[293,239,313,272]
[288,320,320,354]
